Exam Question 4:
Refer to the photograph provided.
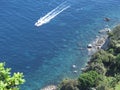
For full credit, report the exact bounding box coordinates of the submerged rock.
[104,17,110,22]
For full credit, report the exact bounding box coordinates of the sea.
[0,0,120,90]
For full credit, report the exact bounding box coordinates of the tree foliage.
[0,62,25,90]
[78,71,101,90]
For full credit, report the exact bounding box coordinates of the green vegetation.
[58,25,120,90]
[78,71,101,90]
[58,79,79,90]
[0,63,25,90]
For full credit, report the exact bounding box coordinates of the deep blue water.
[0,0,120,90]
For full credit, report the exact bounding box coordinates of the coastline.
[81,27,111,72]
[40,27,111,90]
[41,24,120,90]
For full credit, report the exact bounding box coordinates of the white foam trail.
[39,4,68,22]
[46,6,70,21]
[39,1,67,20]
[35,2,70,27]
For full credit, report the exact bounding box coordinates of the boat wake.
[35,1,70,27]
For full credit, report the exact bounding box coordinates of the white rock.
[72,65,77,68]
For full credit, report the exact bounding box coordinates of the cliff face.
[58,25,120,90]
[101,37,110,50]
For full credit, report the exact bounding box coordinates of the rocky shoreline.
[87,27,111,56]
[81,27,111,72]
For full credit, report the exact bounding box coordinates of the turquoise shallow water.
[0,0,120,90]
